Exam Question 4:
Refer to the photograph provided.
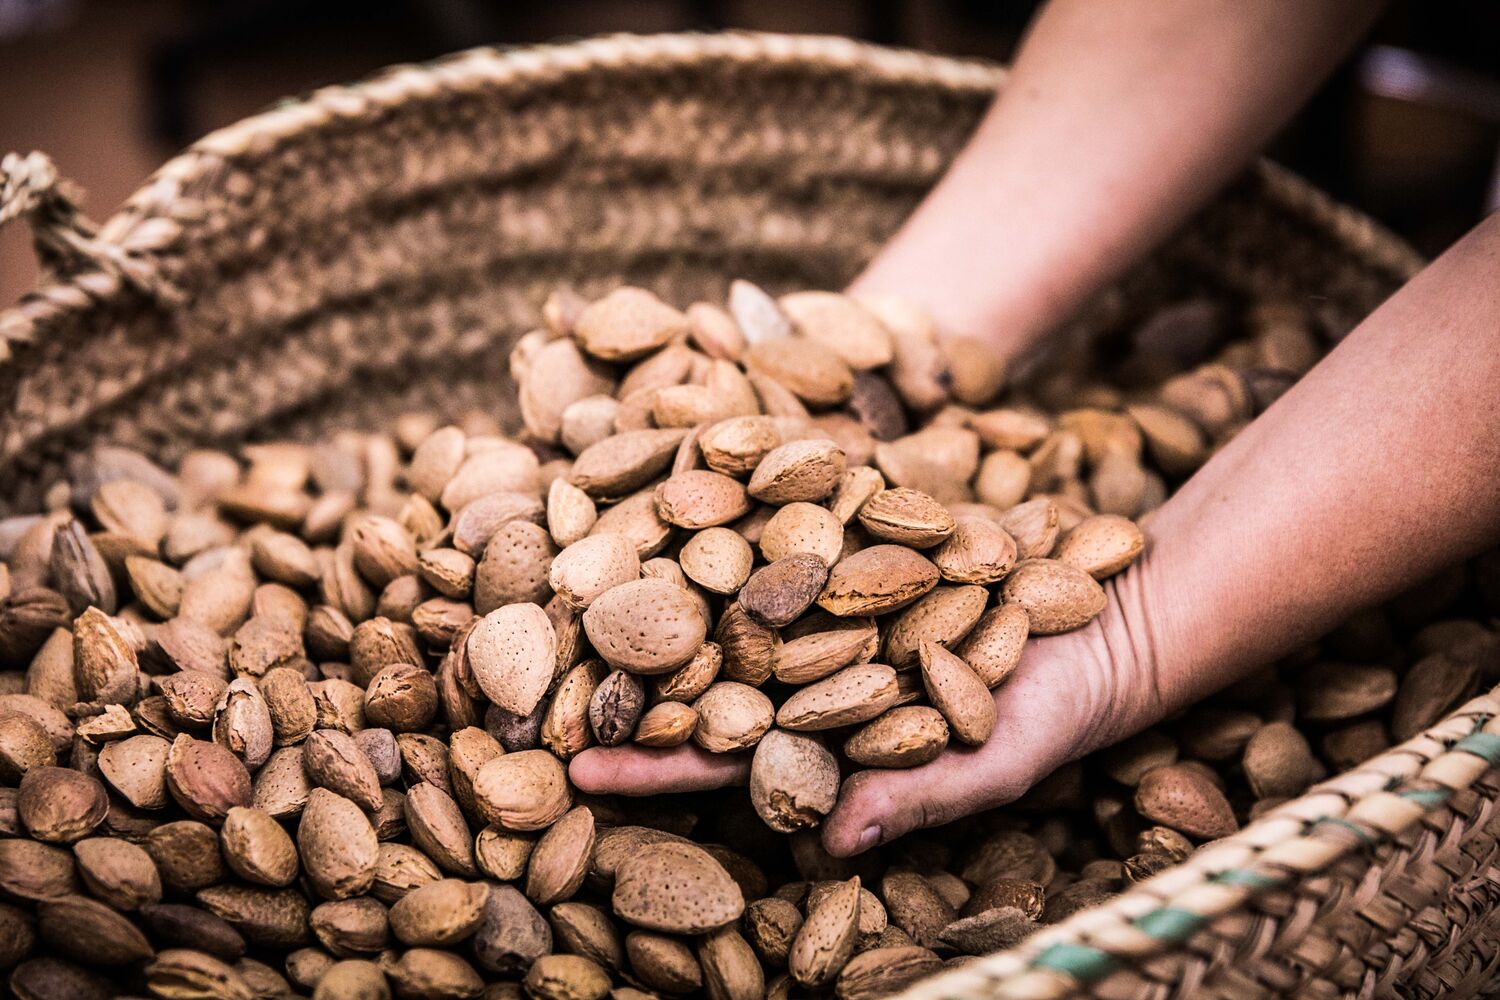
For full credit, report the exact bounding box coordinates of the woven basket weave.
[2,31,1486,1000]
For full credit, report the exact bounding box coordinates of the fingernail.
[855,826,881,853]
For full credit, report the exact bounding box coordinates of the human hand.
[570,577,1164,856]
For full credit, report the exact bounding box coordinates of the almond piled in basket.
[0,283,1494,1000]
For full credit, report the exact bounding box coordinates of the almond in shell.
[582,579,706,675]
[919,642,995,746]
[775,664,899,732]
[844,707,949,768]
[612,841,745,933]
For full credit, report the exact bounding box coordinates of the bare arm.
[852,0,1386,362]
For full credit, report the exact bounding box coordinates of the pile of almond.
[0,284,1493,1000]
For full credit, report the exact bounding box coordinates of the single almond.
[919,641,996,746]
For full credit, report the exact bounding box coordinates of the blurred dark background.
[3,0,1498,309]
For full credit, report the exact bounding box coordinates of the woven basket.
[1,31,1486,1000]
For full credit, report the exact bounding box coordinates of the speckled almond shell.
[549,533,641,612]
[465,603,557,716]
[771,617,878,685]
[296,788,378,900]
[998,498,1060,561]
[880,584,989,669]
[473,520,558,613]
[97,734,171,810]
[857,488,956,550]
[780,291,894,371]
[738,553,830,629]
[743,338,855,408]
[571,428,690,501]
[789,876,861,987]
[746,439,848,505]
[612,841,745,934]
[817,545,940,617]
[844,706,950,768]
[678,527,754,596]
[582,578,707,674]
[1000,558,1108,635]
[918,641,996,747]
[164,735,252,822]
[698,416,784,477]
[759,502,844,566]
[954,603,1030,688]
[526,806,596,906]
[775,664,899,732]
[749,730,839,833]
[574,287,690,362]
[1054,514,1145,580]
[654,470,753,529]
[301,730,383,813]
[1134,764,1239,840]
[471,750,572,832]
[932,516,1018,585]
[692,682,775,753]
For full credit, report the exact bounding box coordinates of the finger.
[569,744,751,796]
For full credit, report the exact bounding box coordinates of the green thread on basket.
[1453,732,1500,764]
[1212,868,1281,890]
[1133,907,1206,939]
[1400,787,1452,808]
[1031,943,1120,981]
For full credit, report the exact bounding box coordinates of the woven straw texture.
[2,31,1470,1000]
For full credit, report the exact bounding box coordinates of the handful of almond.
[0,284,1493,1000]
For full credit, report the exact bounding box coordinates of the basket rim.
[898,681,1500,999]
[0,30,1421,360]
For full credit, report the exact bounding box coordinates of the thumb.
[821,748,988,857]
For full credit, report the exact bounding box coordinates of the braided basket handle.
[1,150,179,301]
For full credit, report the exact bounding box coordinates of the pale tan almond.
[747,439,847,506]
[845,706,949,768]
[789,876,861,987]
[678,528,754,596]
[880,585,989,669]
[775,664,899,732]
[744,339,854,408]
[692,682,775,752]
[687,301,747,361]
[780,292,893,370]
[1055,514,1145,579]
[521,339,616,444]
[932,516,1017,585]
[582,579,706,674]
[655,471,752,529]
[633,702,699,747]
[919,641,995,746]
[575,287,689,361]
[472,749,572,832]
[953,603,1031,688]
[466,603,556,716]
[1000,559,1107,634]
[818,546,940,617]
[549,534,641,612]
[749,730,839,833]
[571,428,689,501]
[760,503,844,566]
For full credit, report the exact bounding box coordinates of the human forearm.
[1083,212,1500,749]
[852,0,1384,357]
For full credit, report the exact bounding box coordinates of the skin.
[572,0,1500,855]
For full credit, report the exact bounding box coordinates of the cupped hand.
[570,576,1164,857]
